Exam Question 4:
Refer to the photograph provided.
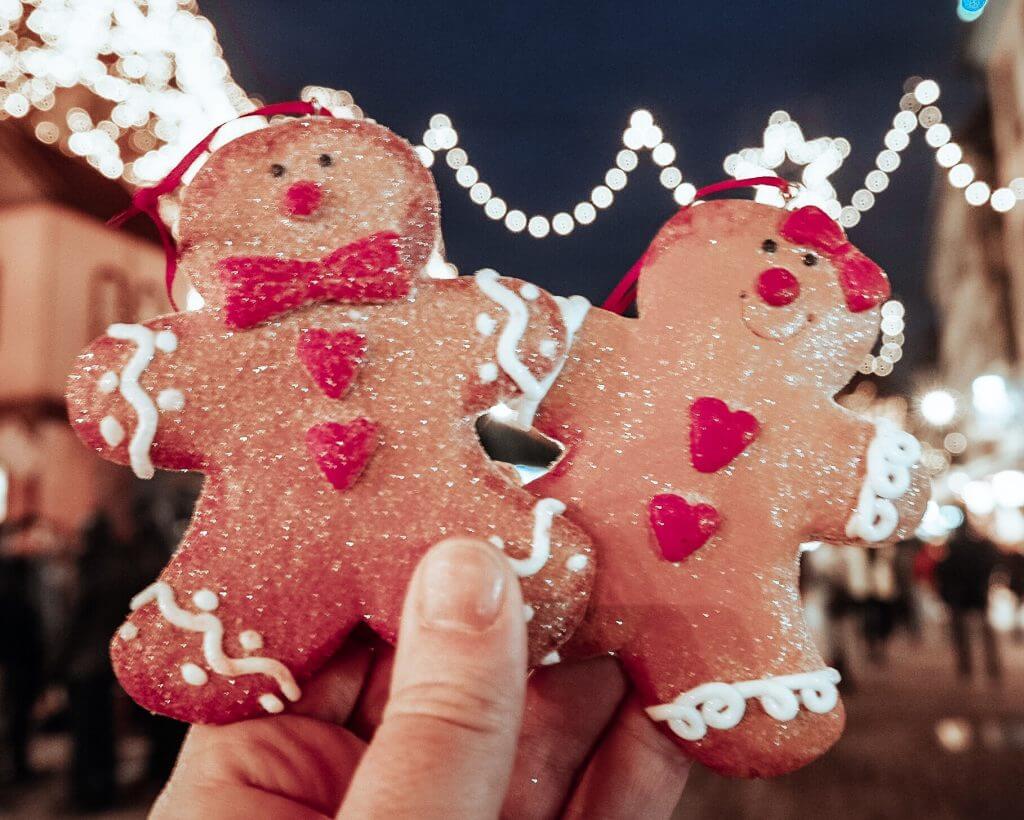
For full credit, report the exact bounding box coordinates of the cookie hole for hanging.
[475,405,566,485]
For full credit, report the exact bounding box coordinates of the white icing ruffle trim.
[646,668,841,741]
[845,418,921,543]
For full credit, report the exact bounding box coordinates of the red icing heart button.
[689,397,759,473]
[306,418,378,491]
[649,493,720,561]
[297,328,367,399]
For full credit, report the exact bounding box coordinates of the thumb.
[339,537,527,819]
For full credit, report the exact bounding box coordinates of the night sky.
[204,1,987,389]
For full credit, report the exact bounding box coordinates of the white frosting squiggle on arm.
[105,324,181,480]
[500,497,566,577]
[845,418,921,543]
[646,668,841,741]
[474,269,590,428]
[129,581,301,710]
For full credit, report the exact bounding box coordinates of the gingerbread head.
[531,197,928,777]
[176,117,440,323]
[66,114,596,724]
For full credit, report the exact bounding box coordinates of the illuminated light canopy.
[919,389,958,427]
[2,0,254,183]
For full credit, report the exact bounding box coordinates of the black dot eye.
[803,253,818,267]
[761,239,777,253]
[318,153,332,167]
[270,163,285,177]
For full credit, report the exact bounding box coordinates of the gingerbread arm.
[803,403,928,545]
[66,311,216,477]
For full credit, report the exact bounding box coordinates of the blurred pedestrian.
[935,521,1001,682]
[861,546,898,665]
[60,511,130,811]
[1003,548,1024,642]
[0,526,44,784]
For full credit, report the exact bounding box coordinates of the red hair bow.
[779,206,890,313]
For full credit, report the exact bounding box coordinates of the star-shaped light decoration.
[723,112,850,218]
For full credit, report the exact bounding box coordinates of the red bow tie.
[780,206,890,312]
[219,232,409,329]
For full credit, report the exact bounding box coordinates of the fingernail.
[418,539,507,632]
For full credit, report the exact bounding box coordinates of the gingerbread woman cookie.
[66,115,595,723]
[530,198,928,777]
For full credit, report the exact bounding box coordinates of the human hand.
[153,537,690,818]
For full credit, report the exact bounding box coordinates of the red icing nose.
[756,267,800,307]
[283,180,322,217]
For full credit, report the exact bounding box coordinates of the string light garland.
[0,5,996,382]
[414,77,1024,242]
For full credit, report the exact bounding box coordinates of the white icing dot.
[181,662,208,686]
[347,309,365,320]
[259,693,285,714]
[118,622,138,641]
[98,371,119,394]
[156,388,185,412]
[192,589,219,612]
[475,312,497,336]
[478,362,499,383]
[520,283,540,301]
[538,338,558,359]
[488,535,505,549]
[540,650,561,666]
[566,554,589,572]
[99,415,125,447]
[239,630,264,651]
[523,605,535,622]
[154,330,178,353]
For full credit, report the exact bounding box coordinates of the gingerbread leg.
[616,563,845,777]
[110,482,364,724]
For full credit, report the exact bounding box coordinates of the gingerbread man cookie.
[66,115,595,723]
[531,198,928,777]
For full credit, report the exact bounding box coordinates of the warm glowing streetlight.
[919,389,957,427]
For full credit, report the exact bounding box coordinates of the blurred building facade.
[924,0,1024,553]
[932,0,1024,389]
[926,0,1024,488]
[986,0,1024,351]
[0,121,164,543]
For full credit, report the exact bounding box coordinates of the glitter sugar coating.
[531,199,929,778]
[65,117,595,725]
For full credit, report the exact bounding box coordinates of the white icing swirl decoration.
[845,418,921,543]
[646,668,841,742]
[474,269,590,428]
[104,323,183,480]
[128,581,301,712]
